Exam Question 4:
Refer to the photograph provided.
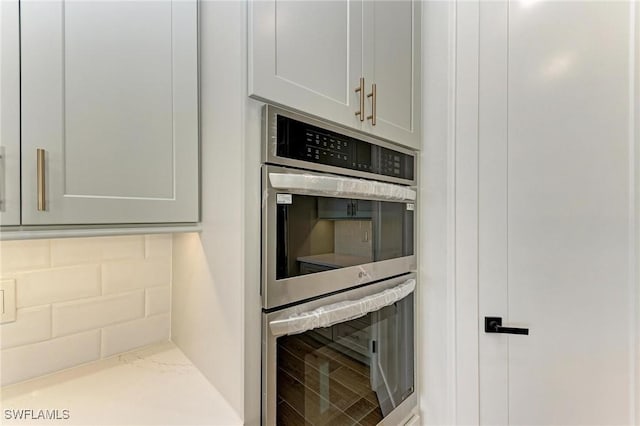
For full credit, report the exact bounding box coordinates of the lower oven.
[262,273,417,425]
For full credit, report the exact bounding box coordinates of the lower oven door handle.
[269,278,416,337]
[268,172,416,202]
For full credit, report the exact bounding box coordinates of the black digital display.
[275,116,415,181]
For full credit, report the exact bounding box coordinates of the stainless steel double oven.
[261,106,418,425]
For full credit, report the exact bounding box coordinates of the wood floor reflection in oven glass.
[275,300,414,426]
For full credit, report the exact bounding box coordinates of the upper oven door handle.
[268,278,416,337]
[268,172,416,202]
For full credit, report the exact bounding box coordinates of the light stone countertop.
[0,342,242,426]
[297,252,372,268]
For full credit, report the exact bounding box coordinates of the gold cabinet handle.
[37,148,45,211]
[0,146,5,212]
[367,83,377,126]
[354,77,365,121]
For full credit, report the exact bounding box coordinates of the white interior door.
[477,1,639,424]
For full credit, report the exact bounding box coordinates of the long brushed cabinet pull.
[355,77,365,121]
[37,148,45,211]
[0,146,5,212]
[367,83,377,126]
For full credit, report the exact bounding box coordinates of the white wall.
[419,2,457,424]
[243,76,264,426]
[175,3,460,424]
[171,1,262,423]
[171,0,245,417]
[0,235,172,386]
[629,4,640,423]
[636,3,640,420]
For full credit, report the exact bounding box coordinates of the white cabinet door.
[363,0,421,149]
[20,0,198,225]
[476,2,638,424]
[249,0,421,150]
[0,0,20,226]
[249,0,363,130]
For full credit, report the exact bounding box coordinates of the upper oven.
[261,106,417,309]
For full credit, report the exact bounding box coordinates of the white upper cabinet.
[20,0,199,225]
[249,0,421,150]
[0,0,21,226]
[249,0,363,131]
[362,1,421,147]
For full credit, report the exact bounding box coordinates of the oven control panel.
[304,130,352,168]
[275,114,415,182]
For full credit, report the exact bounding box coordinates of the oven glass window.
[276,195,414,279]
[276,293,414,425]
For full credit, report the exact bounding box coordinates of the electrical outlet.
[0,279,16,323]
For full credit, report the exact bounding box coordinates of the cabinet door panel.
[275,2,348,104]
[353,200,372,219]
[317,198,351,219]
[64,2,173,199]
[363,0,421,149]
[0,0,20,226]
[249,0,363,130]
[21,0,198,224]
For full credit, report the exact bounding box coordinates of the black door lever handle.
[484,316,529,335]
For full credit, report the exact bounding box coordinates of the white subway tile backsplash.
[53,291,145,337]
[50,237,102,266]
[146,286,171,316]
[0,305,51,349]
[1,330,101,386]
[102,258,170,294]
[0,235,172,384]
[16,265,101,308]
[101,314,170,358]
[0,240,50,274]
[145,234,172,258]
[101,236,145,261]
[51,236,145,266]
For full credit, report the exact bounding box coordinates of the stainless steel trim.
[262,104,417,187]
[262,165,416,310]
[367,83,377,125]
[378,393,419,426]
[268,169,417,202]
[269,277,415,336]
[355,77,365,121]
[262,273,417,426]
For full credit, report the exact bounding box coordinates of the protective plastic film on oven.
[269,171,416,281]
[270,279,415,425]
